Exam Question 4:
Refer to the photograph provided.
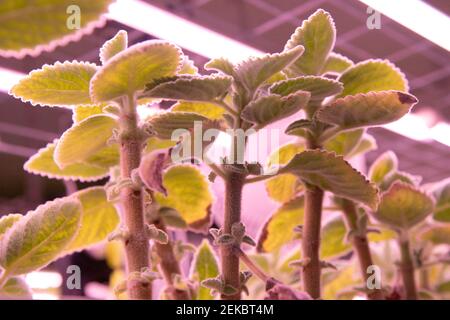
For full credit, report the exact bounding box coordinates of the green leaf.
[265,143,305,203]
[143,75,232,102]
[367,228,396,242]
[320,218,351,259]
[317,91,417,130]
[171,101,225,120]
[0,277,32,300]
[379,171,422,192]
[72,104,105,123]
[147,112,211,140]
[234,46,304,92]
[436,281,450,293]
[369,151,398,184]
[371,182,434,230]
[204,58,235,76]
[0,0,113,57]
[24,141,109,182]
[346,134,377,158]
[84,145,120,169]
[241,92,310,128]
[90,40,182,102]
[55,114,118,167]
[257,196,304,252]
[338,59,408,97]
[0,198,81,276]
[284,119,313,138]
[324,129,364,156]
[65,187,119,253]
[100,30,128,65]
[155,165,212,233]
[0,214,22,239]
[321,53,354,75]
[190,240,219,300]
[420,225,450,245]
[284,9,336,76]
[270,76,343,101]
[280,150,378,209]
[178,55,199,75]
[429,178,450,222]
[11,61,97,107]
[145,137,177,153]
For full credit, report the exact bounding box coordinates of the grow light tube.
[0,67,25,93]
[358,0,450,51]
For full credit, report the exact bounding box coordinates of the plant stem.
[154,220,190,300]
[0,270,9,290]
[220,170,245,300]
[398,234,418,300]
[234,247,269,282]
[119,94,151,300]
[341,199,384,300]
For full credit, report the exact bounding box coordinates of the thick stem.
[220,171,245,300]
[119,94,151,300]
[154,220,190,300]
[341,199,384,300]
[398,235,418,300]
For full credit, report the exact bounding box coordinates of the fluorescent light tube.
[359,0,450,51]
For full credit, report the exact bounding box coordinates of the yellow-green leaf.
[317,91,417,130]
[55,115,118,167]
[284,9,336,76]
[0,0,113,58]
[204,58,235,76]
[270,76,343,101]
[0,214,22,239]
[346,134,377,158]
[241,92,310,128]
[190,240,219,300]
[338,59,408,97]
[65,187,119,253]
[420,225,450,245]
[178,55,199,75]
[11,61,97,107]
[147,112,212,140]
[171,101,225,120]
[369,151,398,184]
[320,218,351,259]
[90,40,182,102]
[84,145,120,169]
[24,141,109,182]
[0,198,81,276]
[72,104,105,123]
[99,30,128,65]
[0,277,32,300]
[324,129,364,156]
[145,137,177,153]
[155,165,212,232]
[430,178,450,222]
[280,150,379,209]
[257,196,304,252]
[371,182,434,230]
[321,53,354,75]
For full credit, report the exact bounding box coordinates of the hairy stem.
[220,171,245,300]
[398,235,418,300]
[119,94,151,300]
[341,199,384,300]
[154,220,190,300]
[234,247,269,282]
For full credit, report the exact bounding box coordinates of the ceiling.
[0,0,449,210]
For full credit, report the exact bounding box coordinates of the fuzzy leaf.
[280,150,378,209]
[72,104,104,123]
[90,40,182,102]
[100,30,128,65]
[317,91,417,130]
[372,182,434,230]
[320,218,351,259]
[430,178,450,222]
[234,46,304,92]
[347,134,377,158]
[369,151,398,184]
[324,129,364,156]
[155,165,212,232]
[190,240,219,300]
[0,0,112,58]
[171,101,225,120]
[284,9,336,76]
[241,92,310,128]
[0,214,22,239]
[420,225,450,245]
[145,137,177,153]
[178,55,199,75]
[84,145,120,169]
[321,53,354,75]
[143,75,232,102]
[338,59,408,97]
[65,187,119,253]
[204,58,235,76]
[379,171,422,192]
[0,198,81,276]
[265,143,305,203]
[270,76,343,101]
[24,141,109,182]
[284,119,313,138]
[257,197,304,252]
[55,115,118,167]
[147,112,211,140]
[11,61,97,107]
[0,277,32,300]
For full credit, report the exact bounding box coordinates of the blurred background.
[0,0,448,298]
